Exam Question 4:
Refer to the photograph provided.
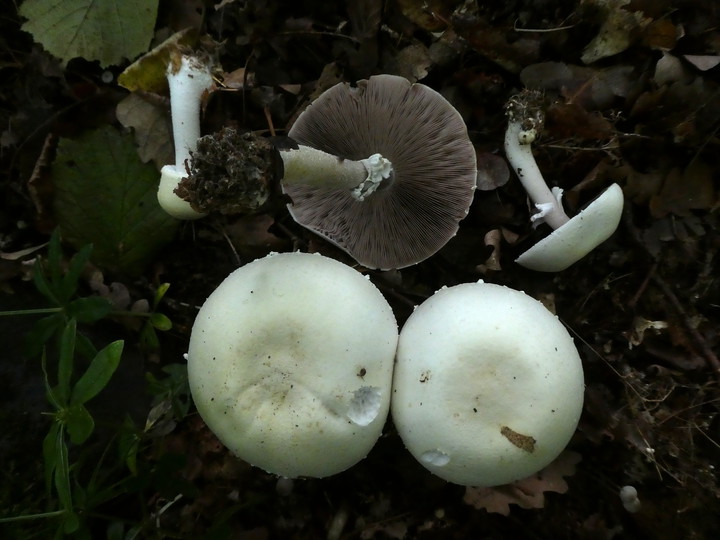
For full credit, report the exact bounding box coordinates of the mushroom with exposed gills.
[504,90,624,272]
[281,74,477,270]
[157,53,215,220]
[186,251,399,478]
[391,281,585,487]
[165,74,477,269]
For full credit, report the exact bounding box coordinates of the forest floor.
[1,1,719,539]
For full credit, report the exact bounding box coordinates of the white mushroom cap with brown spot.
[283,74,477,270]
[391,282,585,487]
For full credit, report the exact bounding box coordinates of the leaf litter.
[2,0,720,538]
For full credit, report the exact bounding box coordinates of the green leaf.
[41,349,63,410]
[75,331,98,360]
[150,312,172,331]
[71,340,123,405]
[139,323,159,351]
[19,0,160,67]
[53,126,178,275]
[117,417,141,476]
[42,422,61,495]
[53,424,73,512]
[26,312,65,359]
[57,319,77,403]
[153,283,171,308]
[61,510,80,534]
[66,404,95,445]
[32,258,57,305]
[66,297,113,323]
[60,243,94,304]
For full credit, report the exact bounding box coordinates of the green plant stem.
[111,310,152,318]
[0,307,63,316]
[0,308,155,318]
[0,509,66,523]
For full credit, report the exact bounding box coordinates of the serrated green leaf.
[53,126,178,276]
[19,0,159,67]
[71,340,123,405]
[66,404,95,445]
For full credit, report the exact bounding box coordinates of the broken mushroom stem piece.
[280,147,393,202]
[504,90,624,272]
[157,52,215,220]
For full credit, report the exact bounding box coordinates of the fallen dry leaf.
[463,451,582,515]
[649,161,716,218]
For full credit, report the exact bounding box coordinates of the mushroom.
[186,251,398,478]
[504,91,623,272]
[157,53,215,220]
[391,281,584,487]
[281,74,477,270]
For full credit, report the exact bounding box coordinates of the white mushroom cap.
[515,183,624,272]
[187,252,398,478]
[391,282,584,487]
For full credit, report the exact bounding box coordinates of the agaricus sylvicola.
[187,252,398,478]
[157,53,215,220]
[281,74,477,270]
[391,282,584,486]
[159,74,476,270]
[504,90,623,272]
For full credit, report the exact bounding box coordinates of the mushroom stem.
[169,55,213,167]
[158,53,214,220]
[504,92,624,272]
[504,119,570,230]
[280,146,393,201]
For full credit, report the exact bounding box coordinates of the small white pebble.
[620,485,641,513]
